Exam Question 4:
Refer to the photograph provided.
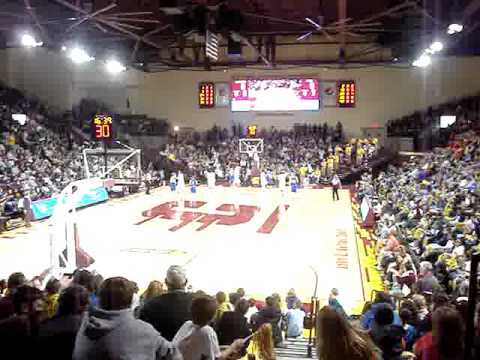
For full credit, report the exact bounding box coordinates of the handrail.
[464,252,479,360]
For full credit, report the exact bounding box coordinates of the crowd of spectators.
[358,130,479,299]
[160,122,379,187]
[1,263,478,360]
[386,93,480,150]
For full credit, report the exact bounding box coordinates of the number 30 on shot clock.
[92,114,113,140]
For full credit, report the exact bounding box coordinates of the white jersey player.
[233,166,241,187]
[207,171,216,189]
[278,172,287,191]
[260,170,267,189]
[177,171,185,192]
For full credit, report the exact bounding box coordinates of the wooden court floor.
[0,186,364,313]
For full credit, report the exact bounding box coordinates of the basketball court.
[0,186,364,313]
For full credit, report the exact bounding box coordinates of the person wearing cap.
[140,265,194,341]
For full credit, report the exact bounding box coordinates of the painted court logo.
[136,201,289,234]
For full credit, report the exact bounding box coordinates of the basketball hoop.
[239,138,264,158]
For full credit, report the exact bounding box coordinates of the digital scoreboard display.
[92,114,113,140]
[337,80,356,107]
[199,82,215,108]
[231,78,320,112]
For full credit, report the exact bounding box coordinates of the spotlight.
[429,41,444,53]
[21,34,43,47]
[413,54,431,68]
[105,59,126,74]
[173,126,180,132]
[61,46,67,51]
[68,47,94,64]
[447,23,463,35]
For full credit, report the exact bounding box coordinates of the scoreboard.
[197,80,357,109]
[199,82,215,108]
[92,114,113,141]
[337,80,356,107]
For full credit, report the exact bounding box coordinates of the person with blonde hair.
[316,306,379,360]
[140,280,164,306]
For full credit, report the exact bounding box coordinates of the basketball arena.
[0,1,480,359]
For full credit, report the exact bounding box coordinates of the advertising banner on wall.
[31,187,109,220]
[320,81,338,107]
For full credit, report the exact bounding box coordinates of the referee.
[332,173,342,201]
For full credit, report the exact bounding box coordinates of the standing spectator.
[286,300,305,338]
[140,265,193,340]
[72,269,98,307]
[0,285,46,359]
[173,295,245,360]
[38,285,89,360]
[214,291,232,323]
[414,262,441,295]
[140,280,164,307]
[73,277,180,360]
[414,306,464,360]
[361,292,401,330]
[44,277,61,318]
[236,288,246,300]
[285,288,300,310]
[245,298,258,323]
[252,296,283,347]
[369,305,406,360]
[0,271,26,320]
[217,298,251,346]
[400,308,417,351]
[316,306,379,360]
[328,288,347,317]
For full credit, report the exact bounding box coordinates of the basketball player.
[169,172,177,192]
[207,170,216,189]
[260,170,268,189]
[189,176,198,193]
[177,170,185,192]
[332,173,342,201]
[290,172,299,193]
[233,165,241,187]
[278,170,287,192]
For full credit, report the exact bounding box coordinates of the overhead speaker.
[228,38,242,57]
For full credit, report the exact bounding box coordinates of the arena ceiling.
[0,0,479,72]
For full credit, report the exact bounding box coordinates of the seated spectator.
[44,277,61,318]
[361,292,401,330]
[73,277,180,360]
[173,295,245,360]
[414,306,464,360]
[140,265,193,340]
[369,305,405,360]
[217,298,251,346]
[0,285,46,359]
[251,296,283,347]
[0,271,26,320]
[38,285,89,359]
[316,306,379,360]
[286,300,305,338]
[214,291,232,323]
[245,298,258,323]
[328,288,346,317]
[286,288,300,310]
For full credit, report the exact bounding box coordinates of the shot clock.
[92,114,114,141]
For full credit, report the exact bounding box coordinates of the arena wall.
[140,57,480,136]
[0,48,145,114]
[1,47,480,137]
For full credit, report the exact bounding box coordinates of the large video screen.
[231,79,319,112]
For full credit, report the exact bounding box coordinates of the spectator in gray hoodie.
[73,277,181,360]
